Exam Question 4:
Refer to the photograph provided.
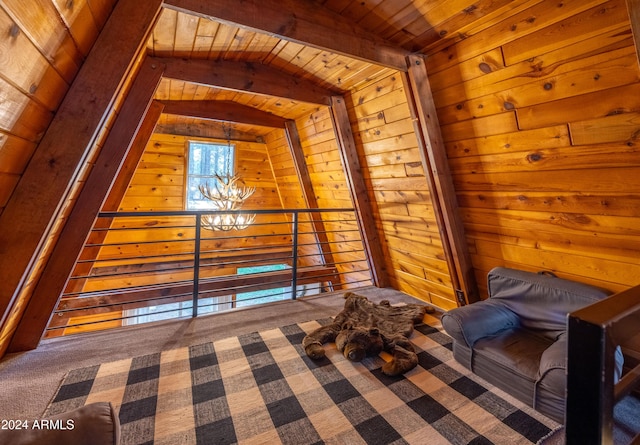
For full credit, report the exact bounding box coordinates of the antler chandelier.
[199,124,256,231]
[198,176,256,231]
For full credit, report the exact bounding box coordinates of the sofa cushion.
[474,328,553,382]
[0,402,119,445]
[488,267,610,335]
[470,328,551,406]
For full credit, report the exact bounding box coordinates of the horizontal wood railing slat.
[53,265,339,321]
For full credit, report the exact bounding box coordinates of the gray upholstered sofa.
[441,267,622,423]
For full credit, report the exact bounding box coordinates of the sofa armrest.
[538,335,625,390]
[441,300,520,348]
[539,335,625,382]
[538,335,567,381]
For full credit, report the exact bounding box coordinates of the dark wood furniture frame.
[566,285,640,444]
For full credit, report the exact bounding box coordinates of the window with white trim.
[185,141,235,210]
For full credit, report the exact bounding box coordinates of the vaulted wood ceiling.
[0,0,439,353]
[149,0,405,139]
[143,0,532,138]
[3,0,639,355]
[1,0,512,352]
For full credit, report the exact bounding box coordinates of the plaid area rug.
[45,314,558,444]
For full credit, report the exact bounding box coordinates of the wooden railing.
[566,284,640,444]
[47,208,372,336]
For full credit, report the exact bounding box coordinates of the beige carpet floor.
[42,309,558,444]
[0,286,424,419]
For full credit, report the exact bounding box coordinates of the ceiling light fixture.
[199,124,256,231]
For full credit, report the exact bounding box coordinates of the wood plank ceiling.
[147,0,526,135]
[149,4,396,138]
[0,0,480,352]
[4,0,638,353]
[0,0,546,221]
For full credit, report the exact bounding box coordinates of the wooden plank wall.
[55,132,292,335]
[0,0,137,348]
[0,0,116,213]
[262,128,321,268]
[344,73,456,309]
[264,129,306,209]
[265,111,374,288]
[119,133,281,212]
[425,0,640,296]
[84,133,289,279]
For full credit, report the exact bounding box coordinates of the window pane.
[187,176,214,209]
[186,141,235,210]
[187,144,202,175]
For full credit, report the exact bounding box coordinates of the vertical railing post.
[193,214,201,317]
[291,211,299,300]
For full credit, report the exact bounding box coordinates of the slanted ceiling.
[0,0,474,355]
[1,0,640,356]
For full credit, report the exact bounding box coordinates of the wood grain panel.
[425,48,505,92]
[347,70,457,306]
[445,125,570,159]
[466,216,640,263]
[0,133,37,175]
[464,51,637,122]
[517,83,640,130]
[428,0,640,293]
[407,0,539,54]
[52,0,100,56]
[457,191,640,218]
[474,238,639,288]
[2,0,84,82]
[0,77,53,141]
[569,112,640,145]
[454,167,640,193]
[449,142,640,174]
[502,0,629,65]
[425,0,609,73]
[439,38,633,121]
[0,7,69,111]
[440,112,518,142]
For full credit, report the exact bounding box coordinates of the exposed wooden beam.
[105,100,167,211]
[65,100,166,296]
[154,56,337,105]
[162,0,409,71]
[284,120,336,278]
[154,124,262,142]
[403,55,479,305]
[8,58,166,352]
[329,96,389,288]
[160,100,287,128]
[0,0,163,355]
[627,0,640,69]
